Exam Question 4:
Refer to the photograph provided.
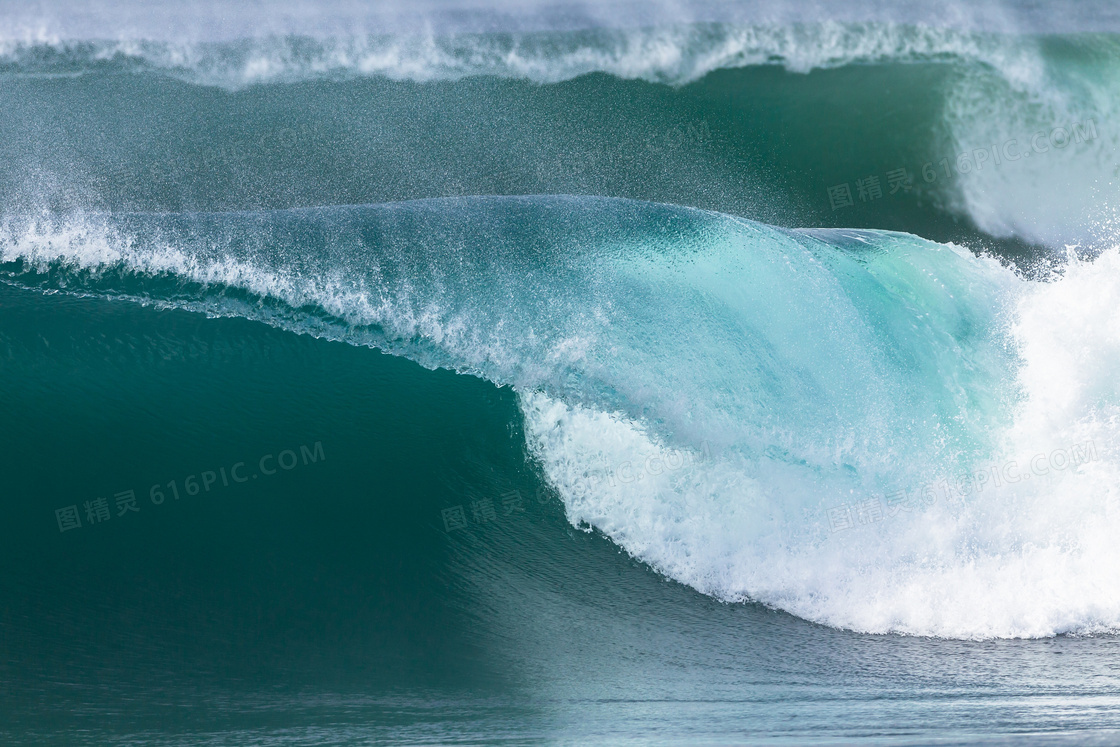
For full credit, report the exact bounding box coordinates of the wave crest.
[0,22,1045,88]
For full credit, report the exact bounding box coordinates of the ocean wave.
[936,35,1120,248]
[0,22,1047,88]
[3,196,1119,639]
[2,21,1116,253]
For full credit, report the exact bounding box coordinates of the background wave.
[1,17,1115,255]
[0,23,1060,86]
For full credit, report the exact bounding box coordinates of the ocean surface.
[2,1,1120,744]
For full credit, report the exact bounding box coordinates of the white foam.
[522,248,1120,640]
[0,22,1049,88]
[6,0,1120,44]
[935,45,1120,250]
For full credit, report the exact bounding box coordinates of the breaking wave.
[3,196,1118,638]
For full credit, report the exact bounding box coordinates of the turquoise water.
[3,2,1120,744]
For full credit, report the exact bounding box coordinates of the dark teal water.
[3,7,1120,745]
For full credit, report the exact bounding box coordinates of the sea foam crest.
[0,22,1043,88]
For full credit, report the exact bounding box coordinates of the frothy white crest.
[6,0,1120,43]
[0,216,382,329]
[0,23,1047,88]
[0,214,588,379]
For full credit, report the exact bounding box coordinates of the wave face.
[4,196,1119,638]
